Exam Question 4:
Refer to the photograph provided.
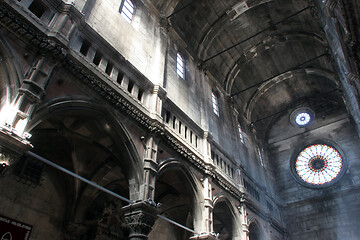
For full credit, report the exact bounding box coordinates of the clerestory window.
[177,53,185,79]
[212,92,219,116]
[120,0,135,23]
[257,146,264,167]
[238,123,244,144]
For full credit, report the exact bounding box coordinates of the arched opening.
[213,197,236,240]
[150,160,198,239]
[1,102,143,239]
[248,222,262,240]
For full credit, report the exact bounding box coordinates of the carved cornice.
[0,4,67,56]
[0,3,165,133]
[65,57,164,133]
[163,128,244,200]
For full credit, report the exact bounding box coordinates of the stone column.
[122,201,159,240]
[238,197,249,240]
[141,136,158,200]
[203,177,214,234]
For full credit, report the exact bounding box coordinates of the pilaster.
[141,136,159,200]
[149,85,166,119]
[202,177,213,234]
[238,197,249,240]
[1,56,56,138]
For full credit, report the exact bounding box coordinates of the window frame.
[120,0,135,24]
[176,52,185,79]
[211,91,219,116]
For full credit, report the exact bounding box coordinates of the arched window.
[211,91,219,116]
[120,0,135,23]
[176,52,185,79]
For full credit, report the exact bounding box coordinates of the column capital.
[122,201,159,240]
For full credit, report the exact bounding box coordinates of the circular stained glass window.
[295,112,311,126]
[295,144,343,185]
[290,108,314,128]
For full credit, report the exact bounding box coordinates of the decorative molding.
[121,201,159,239]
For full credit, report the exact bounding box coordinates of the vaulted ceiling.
[152,0,354,141]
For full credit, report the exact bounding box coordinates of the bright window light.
[212,92,219,116]
[295,144,343,185]
[177,53,185,79]
[121,0,135,23]
[238,123,244,144]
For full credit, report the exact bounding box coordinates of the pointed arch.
[27,96,143,184]
[151,157,202,239]
[212,194,240,240]
[248,219,265,240]
[26,96,144,237]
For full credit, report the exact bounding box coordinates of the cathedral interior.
[0,0,360,239]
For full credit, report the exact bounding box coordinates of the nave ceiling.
[151,0,358,141]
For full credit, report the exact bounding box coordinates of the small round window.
[294,144,344,186]
[290,107,314,127]
[295,112,311,126]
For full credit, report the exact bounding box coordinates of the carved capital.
[122,201,159,240]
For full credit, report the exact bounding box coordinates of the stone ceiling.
[151,0,353,141]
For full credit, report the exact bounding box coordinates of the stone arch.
[248,220,264,240]
[244,68,339,122]
[212,194,240,240]
[28,97,143,183]
[225,32,327,94]
[197,0,274,60]
[25,97,144,238]
[150,158,201,239]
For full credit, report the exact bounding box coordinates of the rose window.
[295,144,343,185]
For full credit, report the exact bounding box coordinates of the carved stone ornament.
[121,201,159,240]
